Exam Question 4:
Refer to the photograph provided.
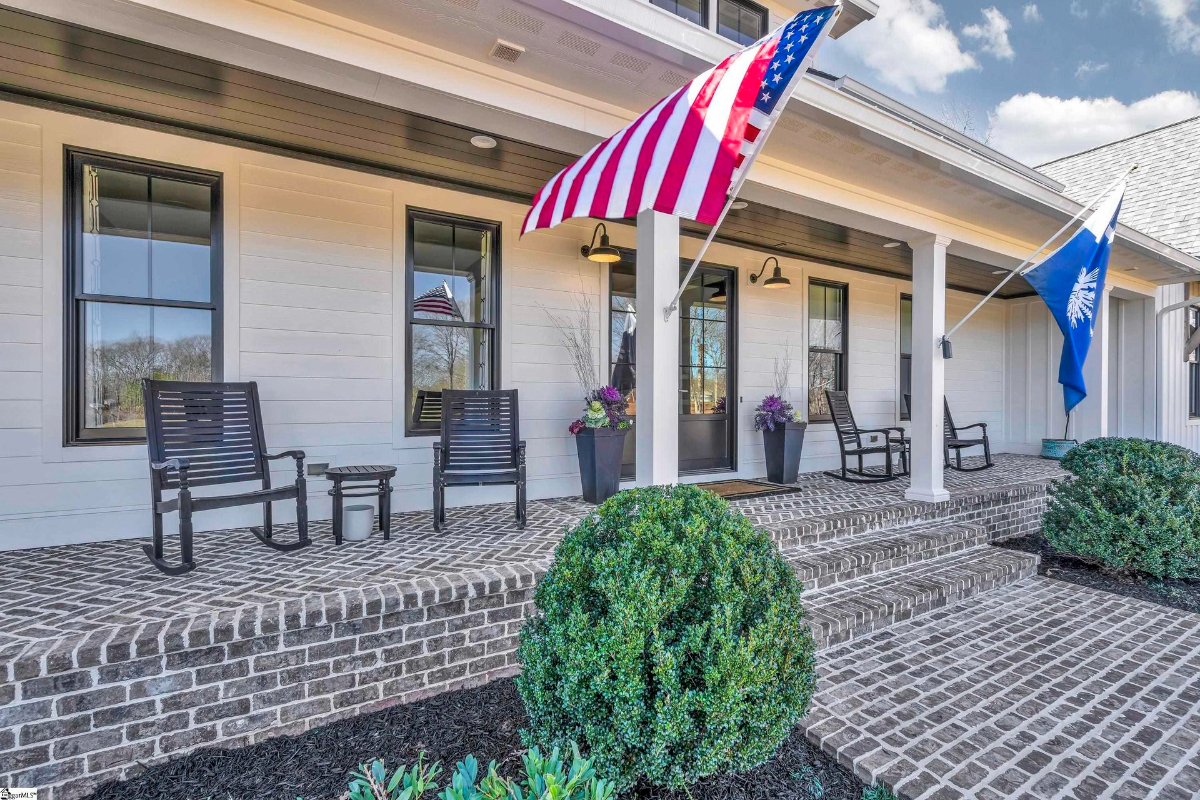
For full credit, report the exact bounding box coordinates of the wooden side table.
[324,465,397,544]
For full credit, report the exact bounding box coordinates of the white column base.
[905,488,951,503]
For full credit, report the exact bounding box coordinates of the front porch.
[0,455,1063,797]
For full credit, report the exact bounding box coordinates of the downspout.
[1154,293,1200,442]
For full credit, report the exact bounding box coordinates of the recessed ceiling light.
[883,241,903,248]
[1125,267,1139,272]
[470,134,497,149]
[730,201,748,210]
[991,269,1008,275]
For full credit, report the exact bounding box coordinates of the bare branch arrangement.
[773,342,794,398]
[543,294,599,394]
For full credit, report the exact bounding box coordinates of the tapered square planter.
[576,426,629,504]
[762,421,807,484]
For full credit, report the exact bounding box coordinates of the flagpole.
[664,3,842,322]
[942,163,1137,345]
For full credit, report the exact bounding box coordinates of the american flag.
[522,4,839,236]
[412,281,462,319]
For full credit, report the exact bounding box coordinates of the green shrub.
[1044,437,1200,578]
[861,785,898,800]
[516,485,816,791]
[342,744,614,800]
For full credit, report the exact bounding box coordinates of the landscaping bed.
[84,678,867,800]
[995,534,1200,614]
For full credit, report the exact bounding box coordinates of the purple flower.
[568,419,585,435]
[599,385,622,403]
[754,394,795,432]
[586,386,630,428]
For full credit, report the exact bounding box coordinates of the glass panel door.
[608,258,737,477]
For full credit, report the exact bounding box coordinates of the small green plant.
[517,485,816,791]
[861,784,897,800]
[1044,437,1200,578]
[791,765,825,798]
[341,744,614,800]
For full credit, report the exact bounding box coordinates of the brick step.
[802,545,1039,651]
[785,522,988,591]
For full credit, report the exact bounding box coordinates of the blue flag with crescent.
[1023,183,1125,413]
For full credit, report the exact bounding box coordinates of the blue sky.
[818,0,1200,165]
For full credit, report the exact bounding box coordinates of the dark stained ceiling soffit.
[0,5,1033,298]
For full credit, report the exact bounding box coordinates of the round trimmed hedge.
[515,485,816,791]
[1044,437,1200,579]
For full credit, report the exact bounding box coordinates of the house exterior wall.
[0,98,1067,551]
[1157,283,1200,451]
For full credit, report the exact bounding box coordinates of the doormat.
[695,479,795,501]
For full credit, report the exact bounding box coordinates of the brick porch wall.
[1,479,1053,799]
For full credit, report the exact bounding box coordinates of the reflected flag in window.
[412,280,463,319]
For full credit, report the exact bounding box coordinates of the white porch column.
[1074,285,1112,441]
[906,234,952,503]
[635,209,680,486]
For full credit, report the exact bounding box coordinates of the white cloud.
[1070,1,1090,18]
[1137,0,1200,53]
[836,0,978,94]
[1023,3,1043,22]
[988,90,1200,165]
[1075,60,1109,78]
[963,7,1015,60]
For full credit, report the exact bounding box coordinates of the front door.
[608,258,737,478]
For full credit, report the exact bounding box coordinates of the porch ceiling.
[0,5,1036,296]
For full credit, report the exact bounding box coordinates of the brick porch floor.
[0,455,1068,798]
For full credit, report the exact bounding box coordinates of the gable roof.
[1038,116,1200,258]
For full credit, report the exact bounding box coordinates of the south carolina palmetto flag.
[521,4,840,235]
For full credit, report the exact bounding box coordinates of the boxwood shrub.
[1044,437,1200,578]
[516,485,816,791]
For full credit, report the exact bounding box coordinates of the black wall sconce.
[749,256,790,288]
[581,223,620,263]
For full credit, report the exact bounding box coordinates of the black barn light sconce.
[750,256,790,288]
[581,223,621,263]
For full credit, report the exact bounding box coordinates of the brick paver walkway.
[803,577,1200,800]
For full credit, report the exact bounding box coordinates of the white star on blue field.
[818,0,1200,165]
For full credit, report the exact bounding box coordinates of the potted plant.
[756,395,806,484]
[1041,415,1078,460]
[570,386,631,504]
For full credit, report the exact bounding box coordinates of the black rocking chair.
[903,394,994,472]
[825,390,909,483]
[142,379,309,575]
[432,389,526,532]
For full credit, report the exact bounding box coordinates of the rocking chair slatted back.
[903,393,956,439]
[440,390,521,474]
[826,391,862,449]
[144,380,269,490]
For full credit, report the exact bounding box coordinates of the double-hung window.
[1189,305,1200,419]
[64,149,221,445]
[650,0,767,44]
[405,209,501,435]
[808,279,848,421]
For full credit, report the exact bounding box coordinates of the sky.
[817,0,1200,166]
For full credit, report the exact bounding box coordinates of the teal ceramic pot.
[1041,438,1078,460]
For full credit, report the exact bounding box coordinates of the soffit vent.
[443,0,477,8]
[865,152,890,165]
[610,51,650,73]
[498,6,545,35]
[659,69,689,86]
[809,128,835,144]
[558,30,601,57]
[489,39,526,63]
[777,114,805,132]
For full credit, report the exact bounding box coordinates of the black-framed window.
[808,279,847,421]
[405,209,501,435]
[900,293,912,421]
[64,149,222,445]
[650,0,706,27]
[1189,305,1200,419]
[717,0,768,44]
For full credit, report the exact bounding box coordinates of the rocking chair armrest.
[855,427,900,438]
[265,450,306,462]
[955,422,988,432]
[150,457,191,490]
[150,457,191,473]
[517,440,527,451]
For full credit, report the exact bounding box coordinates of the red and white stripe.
[521,38,778,235]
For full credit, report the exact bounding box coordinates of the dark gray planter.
[576,426,629,504]
[762,421,807,484]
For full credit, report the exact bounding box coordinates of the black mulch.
[84,679,867,800]
[994,535,1200,614]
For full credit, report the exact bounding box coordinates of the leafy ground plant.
[859,784,897,800]
[517,485,816,791]
[341,744,614,800]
